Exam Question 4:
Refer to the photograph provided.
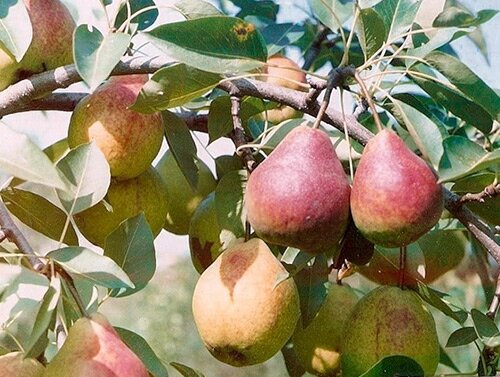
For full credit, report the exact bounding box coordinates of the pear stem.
[55,264,89,318]
[398,246,407,288]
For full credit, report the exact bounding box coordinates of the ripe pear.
[155,150,217,235]
[245,125,351,254]
[292,284,358,377]
[68,75,164,180]
[74,166,168,247]
[341,286,440,377]
[0,352,44,377]
[351,129,443,247]
[359,230,466,286]
[256,55,307,124]
[192,238,300,366]
[0,0,75,90]
[189,192,222,273]
[43,313,148,377]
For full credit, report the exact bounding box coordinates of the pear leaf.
[0,0,32,60]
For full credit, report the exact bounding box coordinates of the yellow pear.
[341,286,440,377]
[192,238,300,366]
[155,150,217,235]
[292,284,358,377]
[0,0,75,90]
[0,352,44,377]
[74,166,168,247]
[68,75,164,180]
[43,313,148,377]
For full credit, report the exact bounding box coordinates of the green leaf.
[439,136,499,183]
[73,25,131,90]
[162,111,198,190]
[208,96,233,143]
[1,188,78,245]
[105,214,156,298]
[172,0,222,19]
[24,276,61,358]
[414,282,467,324]
[410,72,493,133]
[308,0,351,33]
[56,142,111,214]
[132,64,221,113]
[357,8,386,61]
[422,51,500,122]
[214,170,247,248]
[452,173,497,193]
[0,124,67,190]
[114,0,159,31]
[232,0,279,21]
[446,326,478,347]
[48,247,134,289]
[143,16,267,74]
[390,99,443,168]
[374,0,422,42]
[115,327,169,377]
[170,362,204,377]
[0,0,32,60]
[471,309,500,347]
[433,7,498,28]
[439,346,460,372]
[407,27,464,61]
[281,343,306,377]
[261,23,305,57]
[359,355,424,377]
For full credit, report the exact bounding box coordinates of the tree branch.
[229,96,256,173]
[459,183,500,205]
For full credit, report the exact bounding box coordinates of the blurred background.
[1,0,499,375]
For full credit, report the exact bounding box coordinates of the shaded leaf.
[48,247,134,289]
[308,0,351,33]
[357,8,386,61]
[115,0,159,31]
[433,7,498,28]
[0,0,32,60]
[446,326,478,347]
[281,343,306,377]
[106,214,156,298]
[414,282,467,324]
[374,0,422,42]
[261,23,305,57]
[232,0,279,21]
[143,16,267,74]
[170,362,204,377]
[132,64,221,113]
[439,345,460,372]
[359,355,424,377]
[471,309,500,348]
[172,0,222,19]
[73,25,131,90]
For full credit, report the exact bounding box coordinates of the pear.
[68,75,164,180]
[341,286,440,377]
[43,313,148,377]
[351,129,443,247]
[0,352,44,377]
[245,125,351,254]
[74,166,168,247]
[192,238,300,366]
[256,55,307,124]
[0,0,75,90]
[189,192,223,273]
[155,150,217,235]
[292,284,358,377]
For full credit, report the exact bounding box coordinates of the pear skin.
[68,75,164,180]
[245,125,351,254]
[192,238,300,366]
[293,284,358,377]
[43,313,148,377]
[74,166,168,247]
[156,150,217,235]
[0,352,44,377]
[341,286,440,377]
[351,129,443,247]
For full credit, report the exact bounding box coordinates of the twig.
[0,200,44,271]
[0,230,6,243]
[353,70,383,132]
[353,97,369,119]
[302,25,329,71]
[487,272,500,319]
[460,183,500,205]
[229,96,256,173]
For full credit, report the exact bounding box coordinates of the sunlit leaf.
[357,8,386,61]
[114,0,159,30]
[172,0,222,19]
[374,0,422,42]
[0,0,32,60]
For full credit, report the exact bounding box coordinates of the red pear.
[351,129,443,247]
[245,125,351,254]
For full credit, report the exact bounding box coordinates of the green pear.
[293,284,358,377]
[43,313,148,377]
[245,125,351,254]
[68,75,164,180]
[351,129,443,247]
[192,238,300,366]
[341,286,440,377]
[0,352,44,377]
[155,150,217,235]
[188,192,222,273]
[0,0,75,90]
[74,166,168,247]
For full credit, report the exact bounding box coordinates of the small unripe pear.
[43,313,148,377]
[68,75,164,180]
[341,286,440,377]
[192,238,300,366]
[351,129,443,247]
[0,352,44,377]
